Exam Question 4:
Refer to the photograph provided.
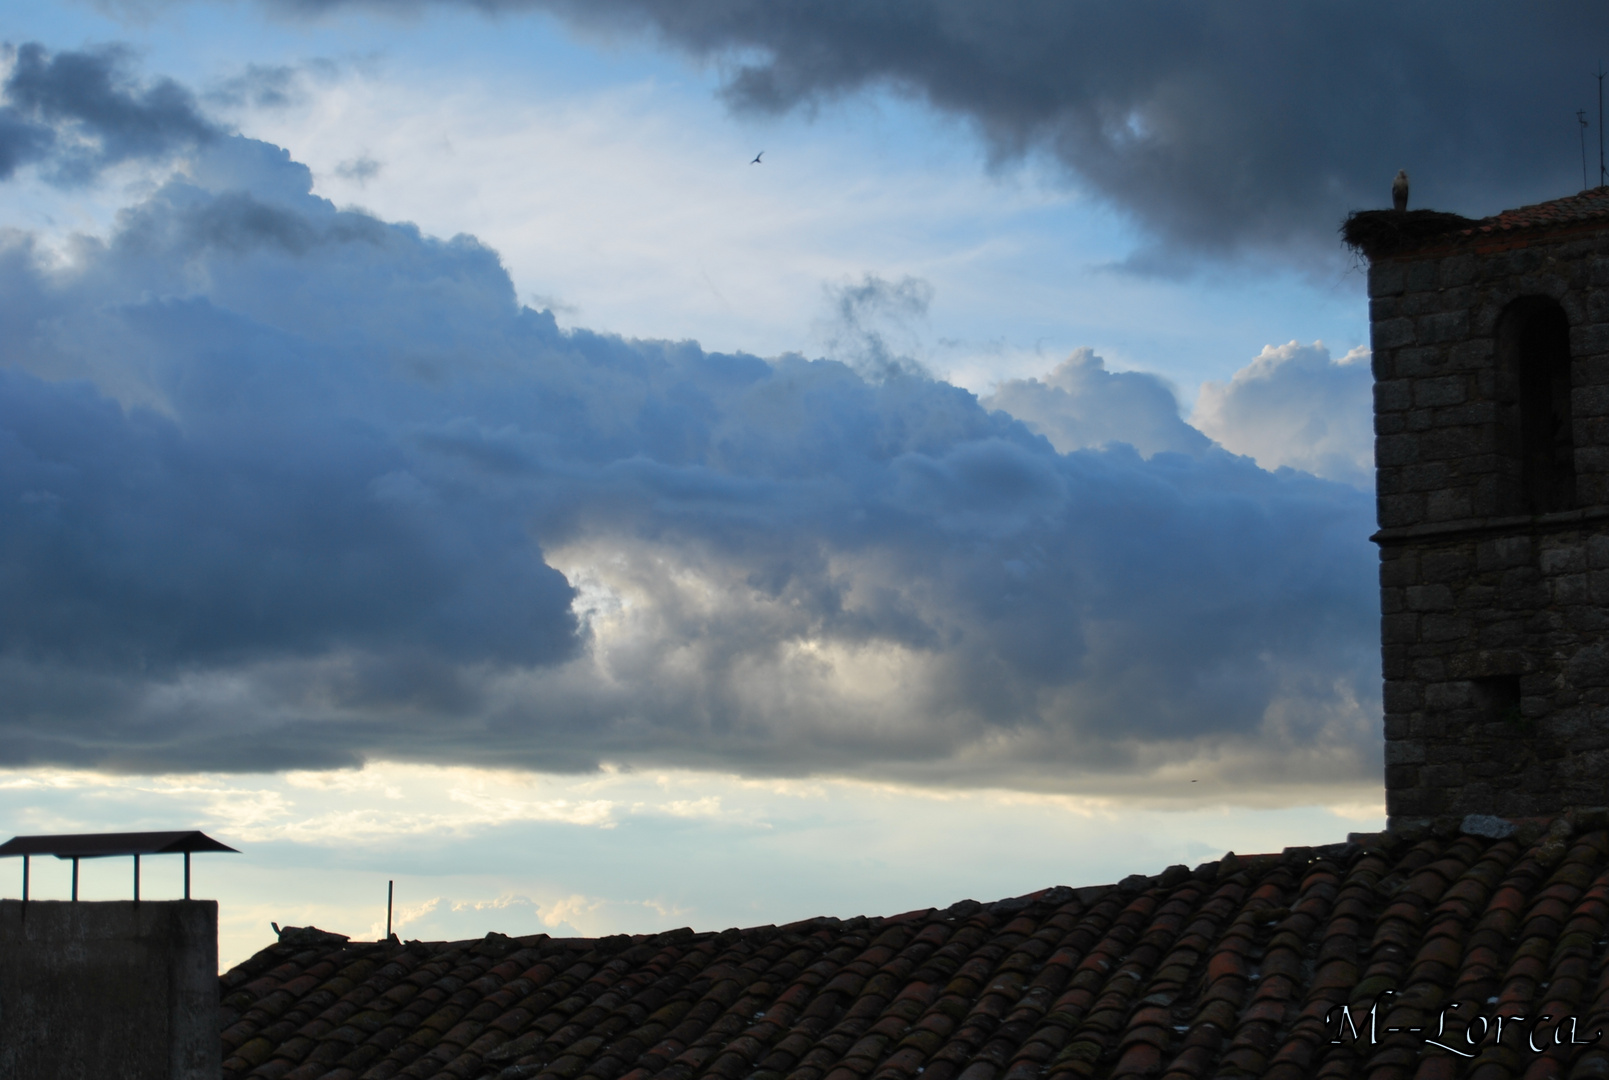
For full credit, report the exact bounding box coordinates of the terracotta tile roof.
[1466,186,1609,236]
[218,815,1609,1080]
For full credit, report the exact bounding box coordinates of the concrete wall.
[1369,227,1609,828]
[0,899,219,1080]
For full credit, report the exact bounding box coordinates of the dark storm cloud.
[574,0,1609,258]
[0,362,579,670]
[0,132,1380,787]
[0,43,222,184]
[247,0,1609,260]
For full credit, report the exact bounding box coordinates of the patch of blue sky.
[15,2,1365,402]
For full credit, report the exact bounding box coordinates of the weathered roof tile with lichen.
[217,812,1609,1080]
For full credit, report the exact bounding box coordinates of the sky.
[1,0,1604,969]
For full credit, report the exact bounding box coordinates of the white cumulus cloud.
[982,348,1210,457]
[1192,341,1374,489]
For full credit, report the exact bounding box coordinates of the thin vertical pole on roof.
[1582,110,1592,190]
[133,854,140,902]
[1599,66,1606,187]
[387,880,394,939]
[71,857,78,902]
[184,851,191,900]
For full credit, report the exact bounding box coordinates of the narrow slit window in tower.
[1496,296,1575,514]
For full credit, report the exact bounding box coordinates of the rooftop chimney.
[0,831,237,1079]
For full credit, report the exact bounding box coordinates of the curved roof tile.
[217,816,1609,1080]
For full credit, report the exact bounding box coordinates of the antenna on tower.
[1581,109,1591,190]
[1599,65,1606,187]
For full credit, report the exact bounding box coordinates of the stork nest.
[1340,208,1479,258]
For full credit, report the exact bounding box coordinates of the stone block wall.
[1379,525,1609,823]
[1370,226,1609,828]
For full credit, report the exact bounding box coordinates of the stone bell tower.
[1346,189,1609,830]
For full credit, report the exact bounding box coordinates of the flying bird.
[1392,169,1410,212]
[751,151,764,164]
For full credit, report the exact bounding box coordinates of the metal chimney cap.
[0,830,240,859]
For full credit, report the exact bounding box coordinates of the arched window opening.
[1495,297,1574,514]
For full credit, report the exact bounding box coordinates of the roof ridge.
[218,816,1609,1079]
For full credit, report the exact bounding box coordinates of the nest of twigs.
[1341,208,1478,258]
